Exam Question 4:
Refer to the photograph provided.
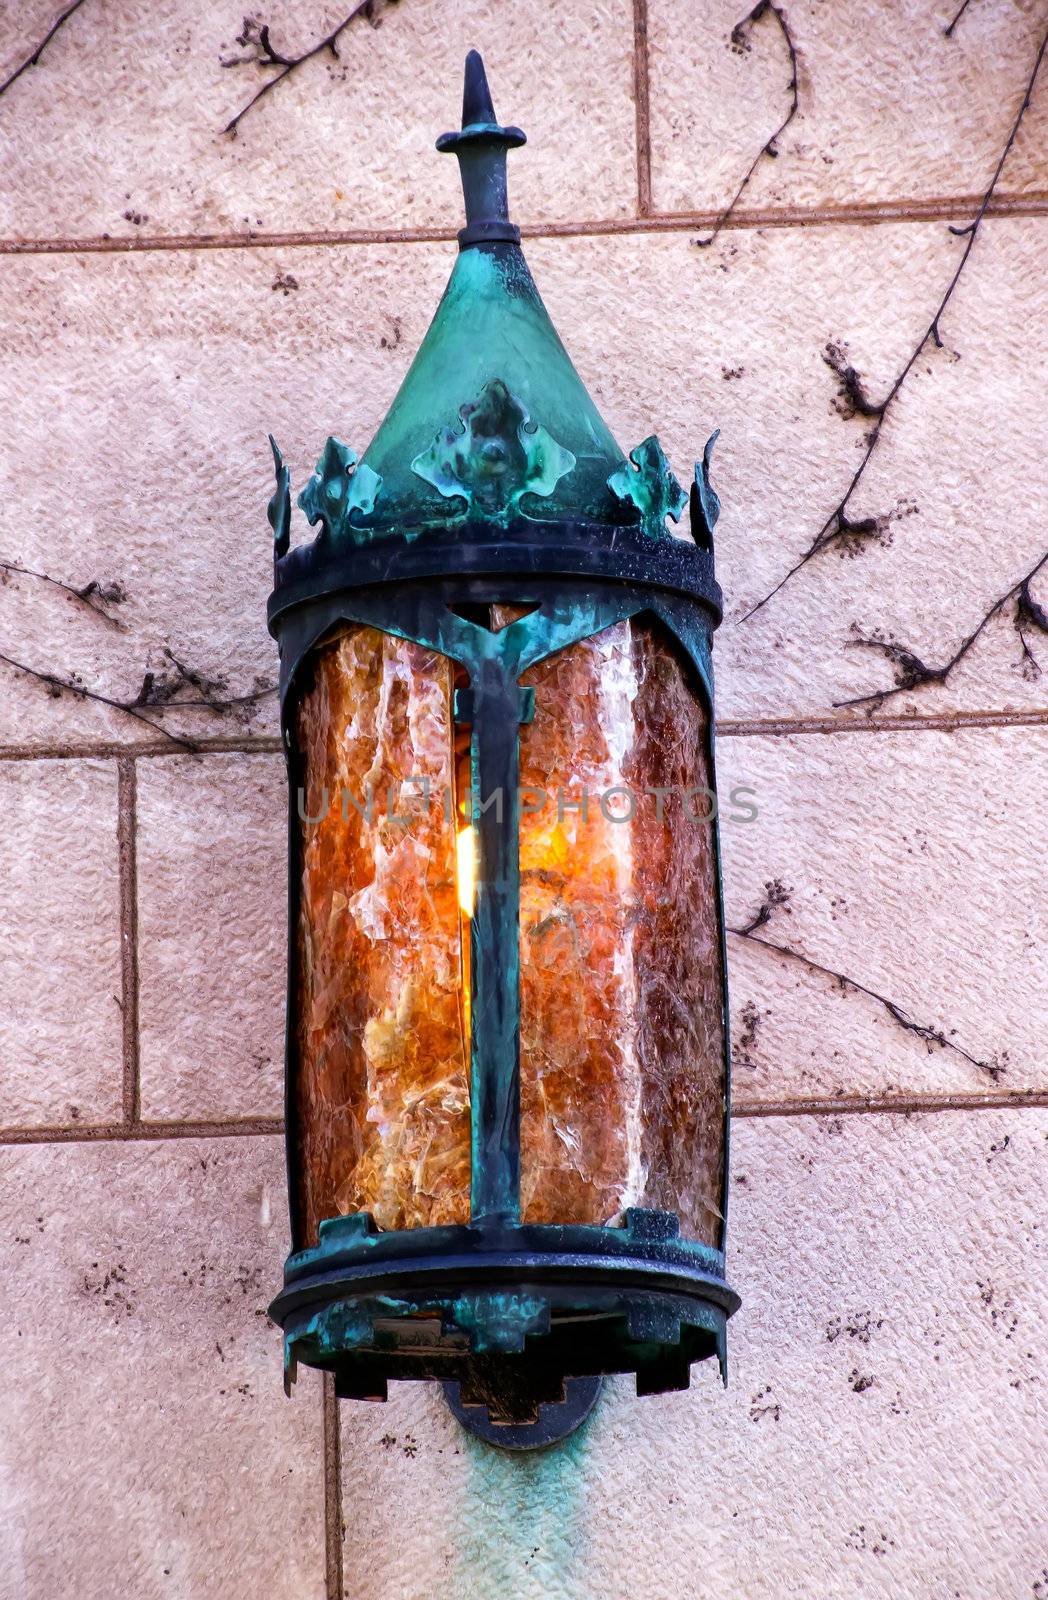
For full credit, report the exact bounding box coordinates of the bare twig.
[0,559,126,626]
[0,0,90,100]
[694,2,800,250]
[0,645,277,749]
[822,341,887,420]
[944,0,976,39]
[733,875,792,936]
[132,649,276,713]
[0,649,196,749]
[146,685,277,710]
[730,883,1005,1081]
[223,2,391,137]
[834,550,1048,711]
[740,16,1048,621]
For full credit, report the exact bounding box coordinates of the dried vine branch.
[944,0,976,39]
[0,0,90,100]
[730,881,1005,1081]
[222,1,393,137]
[822,341,887,420]
[0,548,278,738]
[694,2,800,250]
[0,648,195,748]
[0,542,275,745]
[740,15,1048,622]
[133,649,277,715]
[1,559,126,626]
[834,549,1048,711]
[0,645,277,750]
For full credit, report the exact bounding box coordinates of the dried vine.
[133,649,276,717]
[222,1,395,137]
[944,0,976,39]
[694,2,800,250]
[0,0,90,101]
[0,641,276,750]
[1,559,126,626]
[835,549,1048,711]
[822,341,887,420]
[0,648,194,748]
[0,542,275,745]
[730,882,1005,1081]
[740,15,1048,621]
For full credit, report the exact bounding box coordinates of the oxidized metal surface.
[267,435,291,558]
[691,431,722,545]
[271,1206,738,1420]
[298,436,382,538]
[411,378,576,518]
[607,435,689,537]
[436,47,526,249]
[442,1374,602,1450]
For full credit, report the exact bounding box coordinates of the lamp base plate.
[273,1209,740,1421]
[442,1374,602,1450]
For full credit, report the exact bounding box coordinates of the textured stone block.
[1,10,1045,1594]
[718,725,1048,1104]
[524,222,1048,725]
[0,758,122,1126]
[137,753,286,1120]
[0,242,292,751]
[337,1108,1048,1599]
[0,241,452,751]
[0,1134,324,1600]
[0,0,636,241]
[3,218,1046,748]
[648,0,1048,216]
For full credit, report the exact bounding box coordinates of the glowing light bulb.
[456,826,475,918]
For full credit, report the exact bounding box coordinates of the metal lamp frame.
[265,49,740,1444]
[267,509,740,1438]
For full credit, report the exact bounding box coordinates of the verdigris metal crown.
[267,50,722,632]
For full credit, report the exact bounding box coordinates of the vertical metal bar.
[467,654,524,1222]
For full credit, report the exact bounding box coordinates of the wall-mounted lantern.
[266,52,738,1448]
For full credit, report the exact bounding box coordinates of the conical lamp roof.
[358,240,630,528]
[269,52,708,565]
[354,51,638,535]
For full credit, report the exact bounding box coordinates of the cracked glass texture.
[290,616,725,1249]
[508,615,725,1245]
[290,626,470,1248]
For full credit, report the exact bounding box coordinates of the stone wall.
[1,2,1045,1596]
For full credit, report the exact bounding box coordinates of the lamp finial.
[436,51,526,248]
[461,47,497,127]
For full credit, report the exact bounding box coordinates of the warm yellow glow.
[456,826,475,918]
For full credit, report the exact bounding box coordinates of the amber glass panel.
[511,617,725,1244]
[291,626,470,1248]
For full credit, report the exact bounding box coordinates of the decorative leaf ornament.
[691,430,721,548]
[411,379,576,519]
[297,436,382,541]
[607,435,687,538]
[267,435,291,557]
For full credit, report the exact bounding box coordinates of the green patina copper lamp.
[265,51,738,1448]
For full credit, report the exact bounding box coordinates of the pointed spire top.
[461,47,497,128]
[437,51,526,249]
